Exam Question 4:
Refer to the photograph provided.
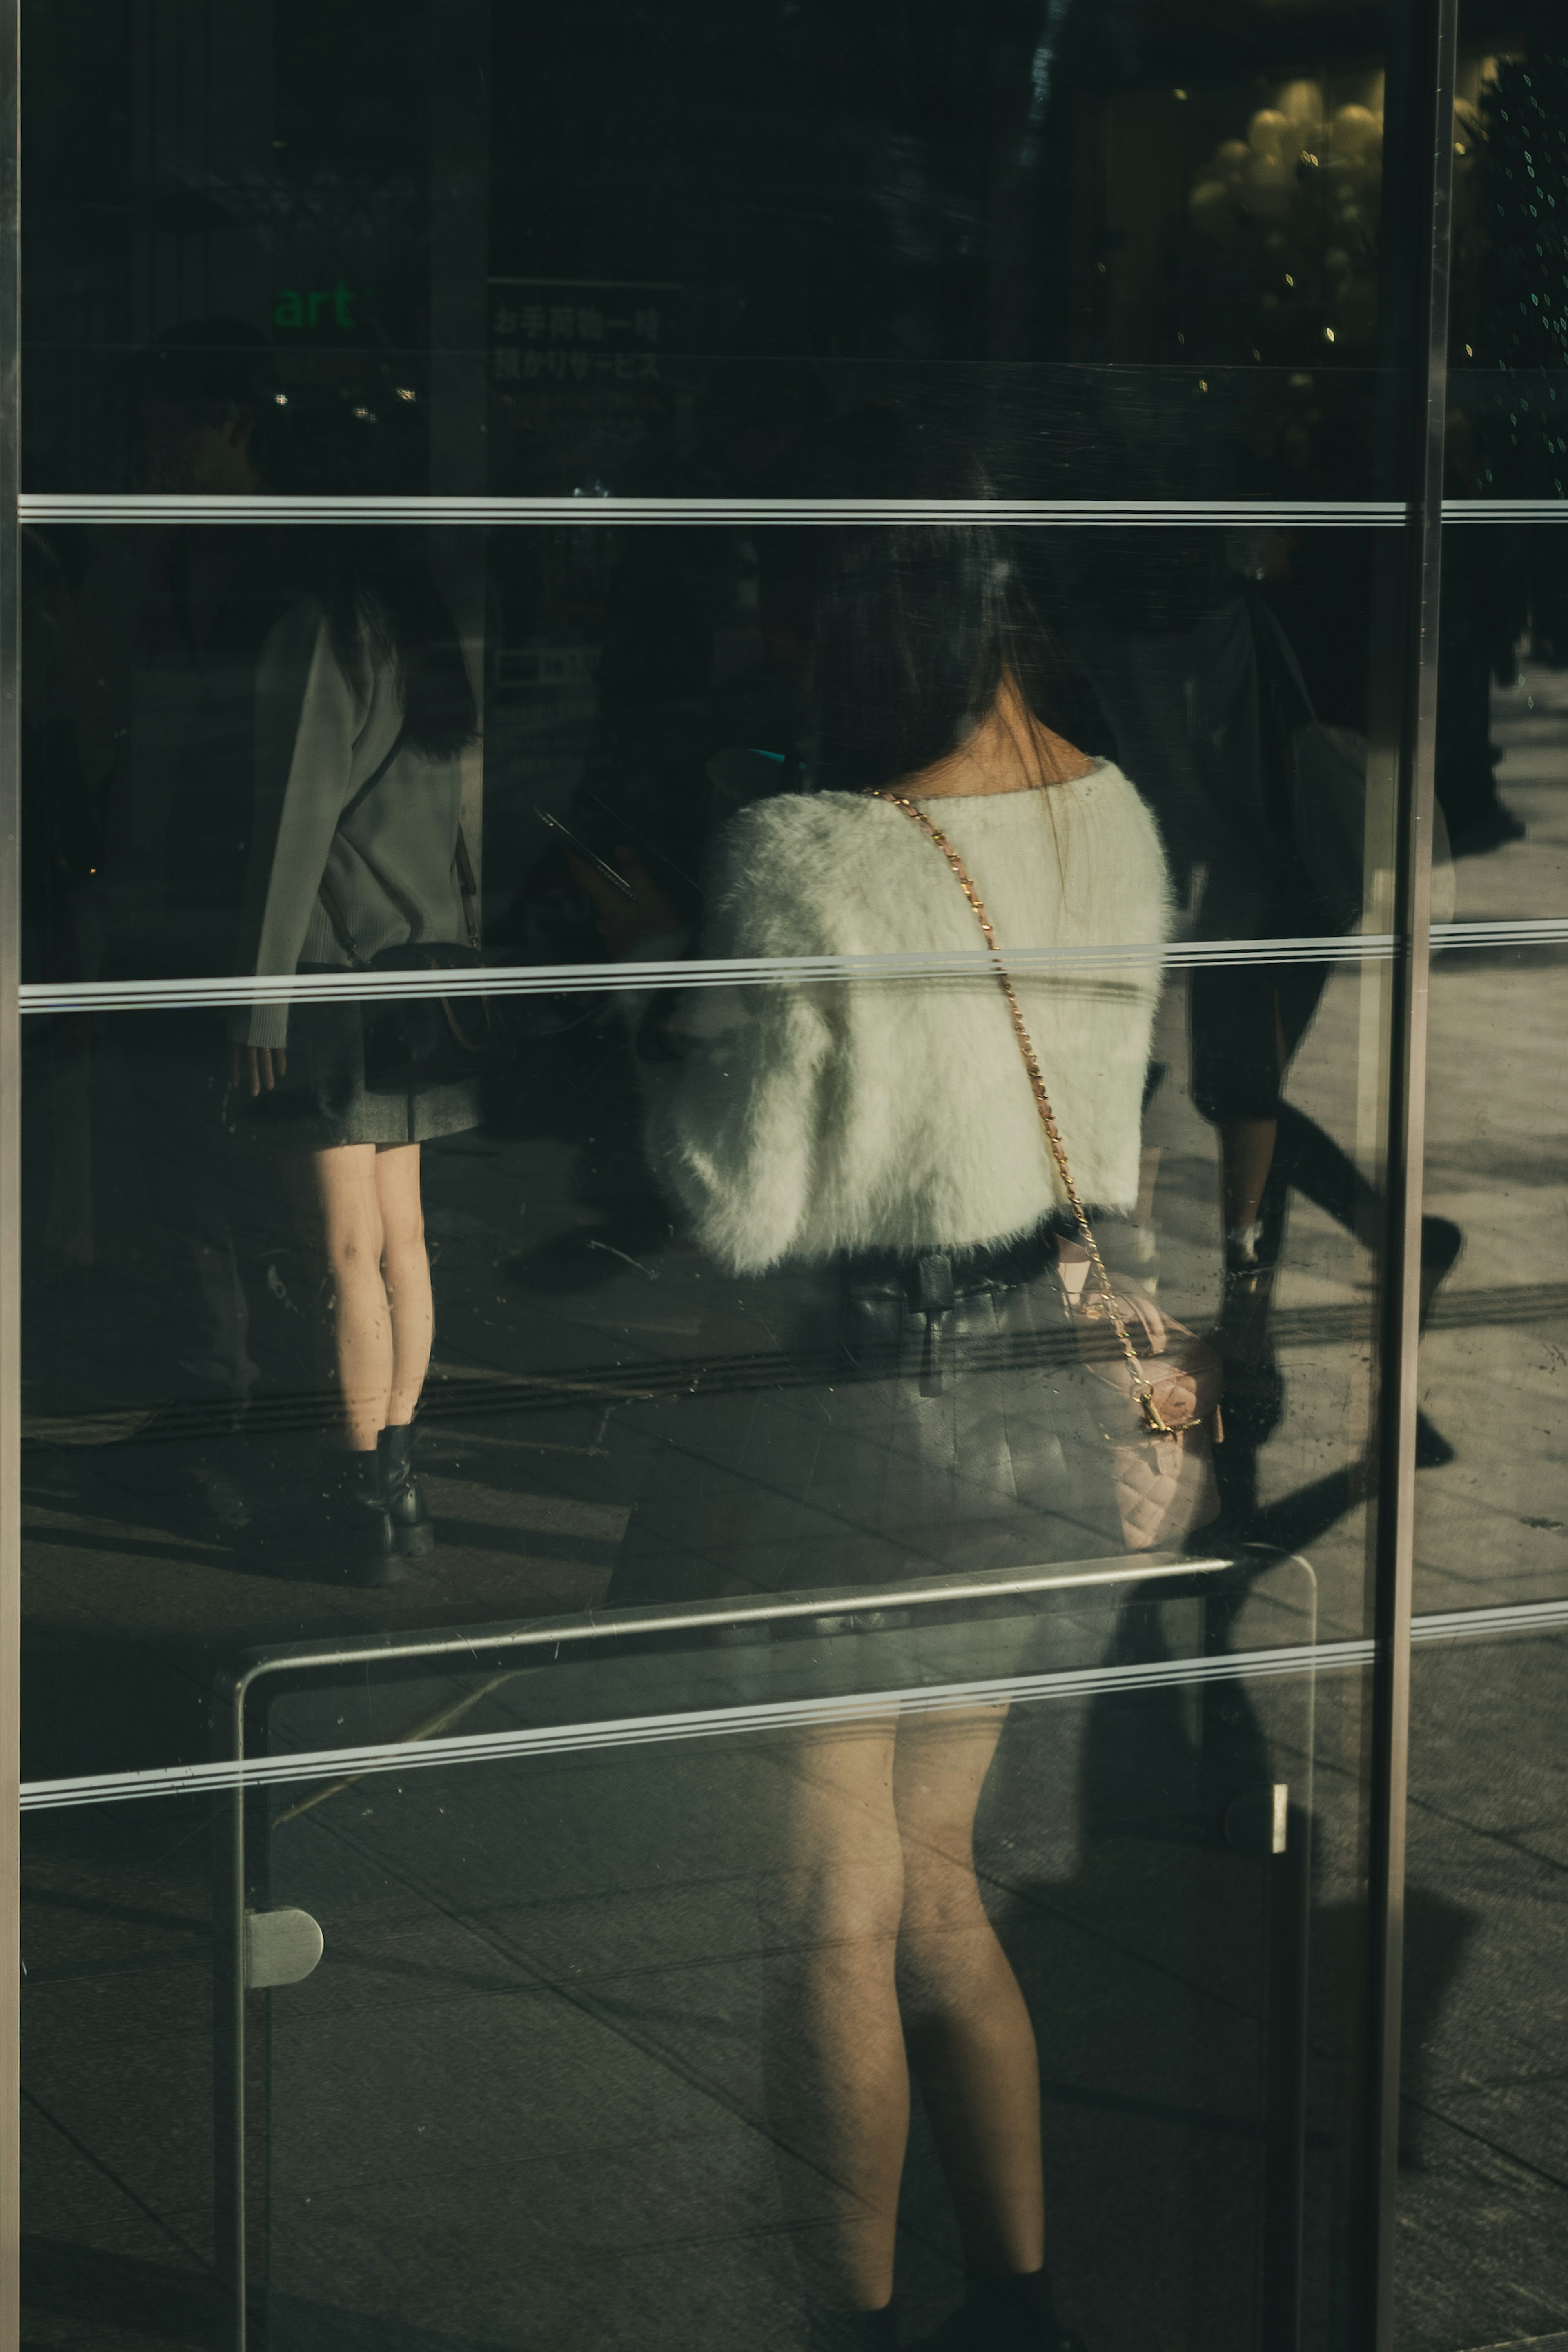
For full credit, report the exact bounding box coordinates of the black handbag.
[315,733,494,1095]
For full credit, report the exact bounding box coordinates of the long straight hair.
[766,407,1079,794]
[288,529,479,760]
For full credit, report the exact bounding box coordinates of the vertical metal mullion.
[0,0,20,2341]
[428,0,490,896]
[1367,2,1458,2345]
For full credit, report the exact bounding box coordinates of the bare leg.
[1218,1117,1278,1242]
[758,1722,909,2312]
[373,1143,432,1427]
[894,1708,1045,2276]
[307,1144,391,1450]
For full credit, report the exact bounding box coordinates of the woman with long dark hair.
[580,413,1176,2351]
[231,530,479,1579]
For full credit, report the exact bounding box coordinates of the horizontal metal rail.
[13,932,1364,1016]
[13,492,1568,527]
[1443,499,1568,523]
[18,1590,1562,1815]
[26,1642,1330,1812]
[47,1554,1248,1812]
[19,492,1408,527]
[16,919,1567,1019]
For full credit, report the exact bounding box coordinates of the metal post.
[1260,1800,1312,2350]
[428,0,490,884]
[0,0,20,2341]
[212,1717,249,2350]
[1365,2,1458,2344]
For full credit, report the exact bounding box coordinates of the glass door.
[236,1559,1318,2351]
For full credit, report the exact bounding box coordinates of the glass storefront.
[5,3,1566,2349]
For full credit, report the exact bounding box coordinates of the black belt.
[839,1223,1062,1396]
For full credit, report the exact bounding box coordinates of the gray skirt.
[605,1227,1125,1610]
[243,966,482,1152]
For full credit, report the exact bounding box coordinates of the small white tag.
[1058,1241,1091,1302]
[1272,1783,1290,1855]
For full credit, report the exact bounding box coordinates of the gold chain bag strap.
[866,790,1221,1551]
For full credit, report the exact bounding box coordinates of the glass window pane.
[16,4,1447,2350]
[20,520,1408,1769]
[22,2,1423,500]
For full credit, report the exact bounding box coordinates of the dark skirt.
[605,1227,1125,1610]
[243,966,482,1152]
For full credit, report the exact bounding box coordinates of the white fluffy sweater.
[643,763,1172,1274]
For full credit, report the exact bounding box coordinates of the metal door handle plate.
[244,1907,324,1989]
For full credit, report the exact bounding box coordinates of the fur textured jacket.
[641,762,1173,1274]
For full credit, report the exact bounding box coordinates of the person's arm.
[643,978,833,1273]
[575,799,835,1270]
[646,803,837,1272]
[227,605,367,1081]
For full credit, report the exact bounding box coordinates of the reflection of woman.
[231,539,478,1579]
[584,422,1171,2351]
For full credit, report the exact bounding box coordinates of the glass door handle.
[244,1908,324,1991]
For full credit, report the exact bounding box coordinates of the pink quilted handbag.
[1058,1252,1223,1549]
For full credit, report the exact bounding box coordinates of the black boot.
[912,2270,1087,2351]
[806,2307,898,2351]
[317,1449,401,1588]
[377,1423,434,1559]
[1213,1239,1286,1449]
